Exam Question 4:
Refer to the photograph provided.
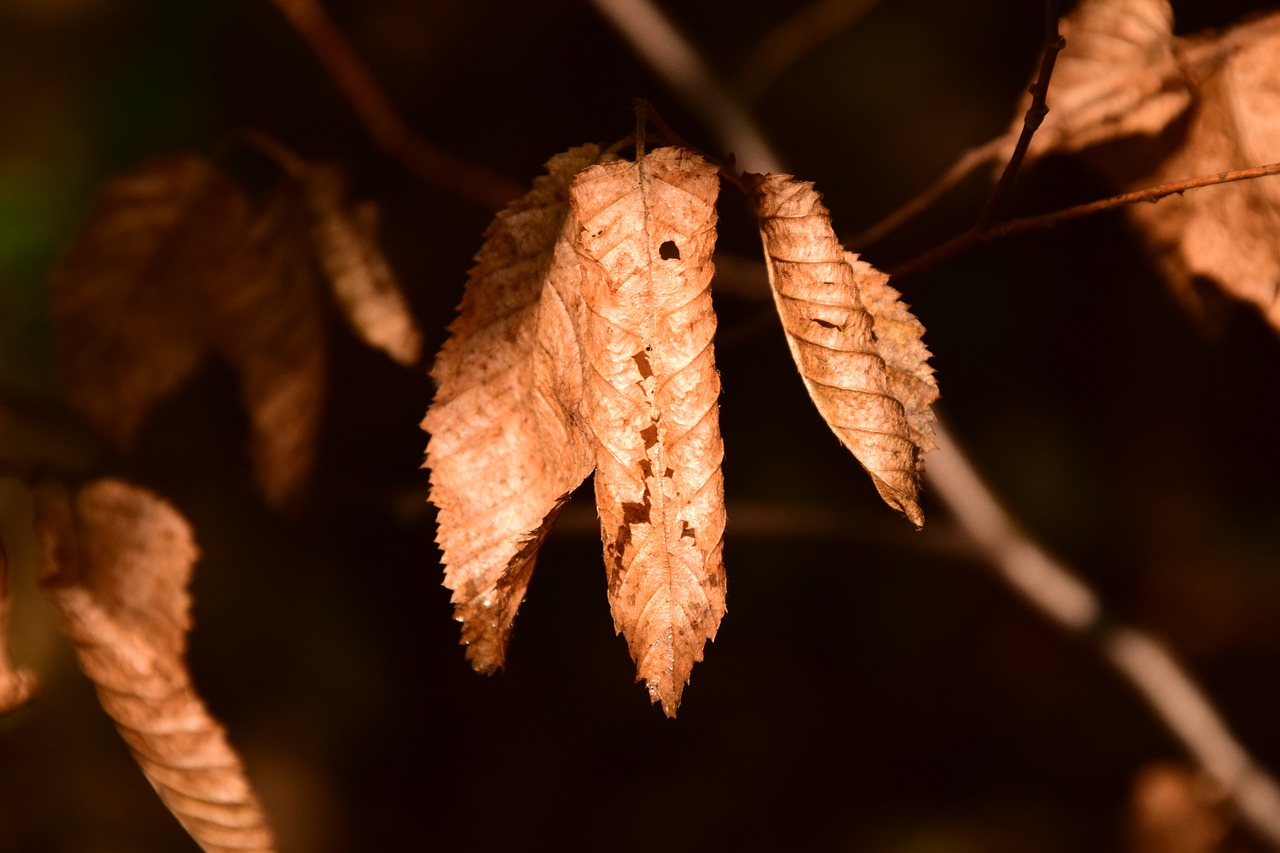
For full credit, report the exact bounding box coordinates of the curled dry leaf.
[750,174,937,527]
[51,155,248,449]
[571,147,726,716]
[36,479,275,853]
[0,539,37,713]
[213,186,328,510]
[303,165,423,366]
[423,145,601,672]
[1013,0,1191,161]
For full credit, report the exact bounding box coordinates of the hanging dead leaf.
[35,479,275,853]
[750,173,935,526]
[1116,13,1280,330]
[0,539,37,713]
[210,185,328,510]
[570,146,726,716]
[302,165,423,366]
[1008,0,1191,162]
[423,144,601,672]
[51,155,249,449]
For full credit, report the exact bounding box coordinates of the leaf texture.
[51,155,248,449]
[423,145,601,672]
[750,174,935,526]
[0,538,37,713]
[36,479,275,853]
[303,166,423,366]
[570,147,726,715]
[1017,0,1190,160]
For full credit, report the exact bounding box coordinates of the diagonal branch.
[891,160,1280,279]
[595,0,1280,845]
[267,0,522,212]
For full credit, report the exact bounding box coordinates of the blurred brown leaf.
[423,144,601,673]
[1127,762,1228,853]
[571,146,726,716]
[1119,13,1280,331]
[211,183,328,510]
[0,538,37,713]
[1010,1,1280,330]
[750,173,937,526]
[51,154,249,449]
[303,165,423,367]
[1017,0,1191,160]
[36,478,276,853]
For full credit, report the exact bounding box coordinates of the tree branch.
[891,160,1280,279]
[267,0,522,212]
[976,0,1063,231]
[595,0,1280,845]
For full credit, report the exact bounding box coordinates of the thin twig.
[736,0,882,102]
[600,0,1280,844]
[849,135,1008,249]
[891,161,1280,279]
[267,0,522,212]
[977,0,1064,231]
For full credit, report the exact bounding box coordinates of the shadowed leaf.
[212,185,328,510]
[0,538,36,713]
[1015,0,1191,161]
[51,155,249,449]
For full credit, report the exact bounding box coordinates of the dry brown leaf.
[423,145,601,672]
[1118,13,1280,330]
[1127,763,1228,853]
[36,479,275,853]
[1015,0,1191,161]
[751,173,934,527]
[0,538,37,713]
[303,166,423,366]
[51,155,249,449]
[211,186,328,510]
[570,146,726,716]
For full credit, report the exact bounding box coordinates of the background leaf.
[36,479,275,853]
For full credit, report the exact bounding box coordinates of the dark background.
[2,0,1280,850]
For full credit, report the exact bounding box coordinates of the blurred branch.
[596,0,1280,845]
[267,0,522,212]
[735,0,882,102]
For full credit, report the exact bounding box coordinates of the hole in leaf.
[659,240,680,260]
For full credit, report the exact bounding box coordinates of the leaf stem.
[266,0,523,212]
